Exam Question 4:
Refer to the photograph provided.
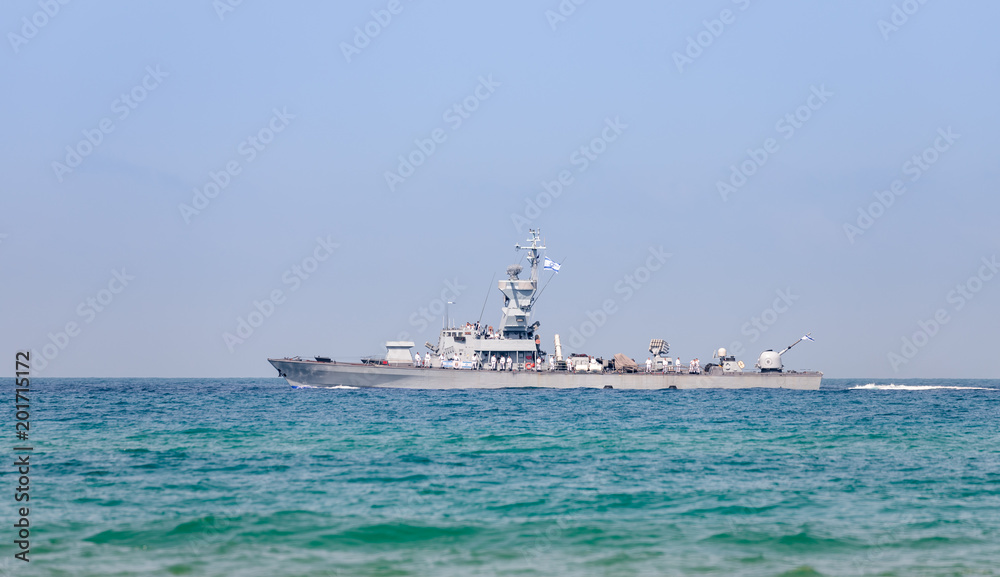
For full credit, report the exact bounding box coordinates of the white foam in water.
[851,383,991,391]
[291,384,358,390]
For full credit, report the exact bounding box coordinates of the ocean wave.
[850,383,992,391]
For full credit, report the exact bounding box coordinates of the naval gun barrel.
[779,332,812,356]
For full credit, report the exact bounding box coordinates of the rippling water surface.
[3,378,999,576]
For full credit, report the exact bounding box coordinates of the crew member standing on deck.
[424,352,431,368]
[490,354,497,370]
[645,357,652,373]
[439,353,445,368]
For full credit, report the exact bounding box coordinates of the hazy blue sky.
[2,0,998,378]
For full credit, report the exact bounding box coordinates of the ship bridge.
[428,229,549,371]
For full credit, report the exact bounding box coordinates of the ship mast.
[498,229,545,338]
[523,230,542,284]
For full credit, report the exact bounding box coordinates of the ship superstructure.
[424,231,547,371]
[268,230,822,390]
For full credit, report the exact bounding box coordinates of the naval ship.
[268,230,822,390]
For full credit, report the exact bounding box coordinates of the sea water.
[2,378,998,576]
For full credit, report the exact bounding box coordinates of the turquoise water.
[3,378,999,576]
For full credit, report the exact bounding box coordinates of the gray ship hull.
[268,358,822,390]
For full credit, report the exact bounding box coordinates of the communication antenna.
[445,301,455,329]
[477,273,496,325]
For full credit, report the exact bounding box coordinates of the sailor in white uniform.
[490,354,497,370]
[439,353,445,368]
[424,352,431,368]
[645,357,652,373]
[413,352,420,367]
[548,356,555,371]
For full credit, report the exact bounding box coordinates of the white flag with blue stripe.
[543,257,561,273]
[802,334,815,342]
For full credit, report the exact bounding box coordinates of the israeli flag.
[802,334,815,342]
[543,257,561,273]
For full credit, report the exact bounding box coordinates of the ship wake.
[851,383,991,391]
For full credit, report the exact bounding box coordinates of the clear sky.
[2,0,998,378]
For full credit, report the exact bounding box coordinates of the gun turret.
[757,333,814,372]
